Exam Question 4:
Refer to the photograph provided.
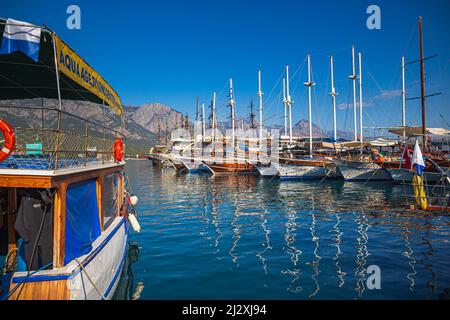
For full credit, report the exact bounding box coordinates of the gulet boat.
[0,18,140,300]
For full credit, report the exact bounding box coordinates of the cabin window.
[103,173,118,229]
[65,179,101,265]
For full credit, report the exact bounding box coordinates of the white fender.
[128,213,141,233]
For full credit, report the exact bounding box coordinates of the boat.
[334,157,392,181]
[0,18,139,300]
[276,57,332,180]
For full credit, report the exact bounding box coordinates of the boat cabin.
[0,18,130,300]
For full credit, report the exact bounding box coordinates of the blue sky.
[1,0,449,136]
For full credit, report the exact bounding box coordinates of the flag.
[0,18,41,62]
[403,144,411,170]
[412,139,425,175]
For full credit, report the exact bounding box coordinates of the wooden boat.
[201,159,257,175]
[0,19,139,300]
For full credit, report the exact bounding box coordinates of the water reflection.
[121,160,450,300]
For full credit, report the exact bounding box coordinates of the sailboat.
[277,57,334,180]
[377,18,449,184]
[334,48,392,181]
[250,70,279,177]
[201,79,258,175]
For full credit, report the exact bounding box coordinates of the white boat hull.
[255,163,279,177]
[278,163,328,180]
[10,217,128,300]
[336,160,391,181]
[386,168,445,184]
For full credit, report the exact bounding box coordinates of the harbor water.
[117,160,450,300]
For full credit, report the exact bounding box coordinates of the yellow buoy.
[412,174,427,210]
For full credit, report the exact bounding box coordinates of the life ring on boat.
[0,118,16,162]
[114,137,124,162]
[412,174,428,210]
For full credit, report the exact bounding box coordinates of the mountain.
[125,103,185,133]
[0,99,185,155]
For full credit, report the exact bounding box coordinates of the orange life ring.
[0,118,15,162]
[114,137,124,162]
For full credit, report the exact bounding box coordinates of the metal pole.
[358,52,363,153]
[350,46,358,141]
[52,34,63,111]
[286,65,293,145]
[401,56,406,138]
[330,56,337,142]
[229,79,235,147]
[304,54,315,157]
[257,70,263,146]
[418,16,427,150]
[212,91,216,142]
[282,77,287,136]
[52,34,63,170]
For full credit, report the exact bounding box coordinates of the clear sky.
[1,0,449,136]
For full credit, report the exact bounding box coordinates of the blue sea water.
[117,160,450,300]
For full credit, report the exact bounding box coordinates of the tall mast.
[282,77,287,136]
[349,46,358,141]
[201,103,206,137]
[286,65,293,144]
[165,119,168,146]
[401,56,406,138]
[258,70,263,146]
[418,16,427,149]
[196,96,200,123]
[358,52,363,150]
[330,56,338,142]
[229,78,235,146]
[157,114,161,144]
[212,91,216,141]
[304,54,315,157]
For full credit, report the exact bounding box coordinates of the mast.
[258,70,263,146]
[401,56,406,138]
[229,78,235,147]
[304,54,315,157]
[282,78,287,136]
[211,91,216,142]
[157,114,161,144]
[249,100,255,129]
[349,46,358,141]
[418,16,427,149]
[195,96,200,123]
[358,52,363,151]
[286,65,293,145]
[330,56,338,142]
[165,119,169,146]
[201,103,206,137]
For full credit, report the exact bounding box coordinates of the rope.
[74,258,106,300]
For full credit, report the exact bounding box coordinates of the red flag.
[403,145,411,169]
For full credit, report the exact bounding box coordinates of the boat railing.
[0,104,124,171]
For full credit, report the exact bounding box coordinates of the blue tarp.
[64,179,101,265]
